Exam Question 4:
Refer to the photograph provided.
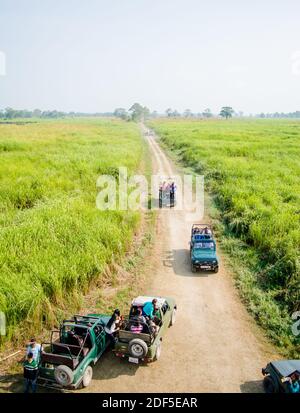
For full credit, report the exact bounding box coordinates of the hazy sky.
[0,0,299,114]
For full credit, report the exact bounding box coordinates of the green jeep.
[38,314,110,390]
[113,296,177,364]
[262,360,300,393]
[190,239,219,273]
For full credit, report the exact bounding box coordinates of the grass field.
[0,118,143,344]
[148,118,300,356]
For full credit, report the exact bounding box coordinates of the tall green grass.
[0,118,142,344]
[149,118,300,356]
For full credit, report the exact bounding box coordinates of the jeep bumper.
[192,261,218,270]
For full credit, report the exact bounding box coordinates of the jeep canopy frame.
[191,224,213,236]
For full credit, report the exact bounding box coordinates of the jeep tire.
[128,338,148,359]
[55,365,74,387]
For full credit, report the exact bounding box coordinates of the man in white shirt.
[26,338,41,362]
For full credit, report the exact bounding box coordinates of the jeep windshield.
[193,242,215,250]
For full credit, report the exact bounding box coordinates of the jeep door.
[94,324,106,360]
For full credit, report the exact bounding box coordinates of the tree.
[33,109,42,118]
[202,108,213,118]
[114,108,128,120]
[165,108,173,117]
[219,106,234,119]
[142,106,150,120]
[4,107,16,119]
[165,108,180,117]
[183,109,192,118]
[129,103,149,122]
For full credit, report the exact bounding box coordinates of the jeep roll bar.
[191,224,213,236]
[41,341,73,359]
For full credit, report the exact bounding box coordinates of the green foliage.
[219,106,234,119]
[0,118,142,343]
[149,118,300,355]
[128,103,150,122]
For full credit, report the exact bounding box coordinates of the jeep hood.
[270,360,300,377]
[192,249,217,260]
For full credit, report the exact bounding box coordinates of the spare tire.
[128,338,148,358]
[55,365,74,387]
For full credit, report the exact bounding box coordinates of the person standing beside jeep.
[23,352,39,393]
[25,338,41,362]
[105,309,121,347]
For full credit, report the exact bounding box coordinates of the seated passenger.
[283,372,300,393]
[153,304,162,326]
[130,308,145,333]
[143,299,157,320]
[204,226,212,235]
[148,319,159,335]
[131,307,146,324]
[130,323,143,333]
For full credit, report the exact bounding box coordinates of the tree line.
[256,111,300,118]
[114,105,236,120]
[115,105,300,120]
[0,107,113,119]
[1,105,300,121]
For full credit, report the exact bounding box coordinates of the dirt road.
[82,124,277,393]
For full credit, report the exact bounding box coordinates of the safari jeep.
[262,360,300,393]
[38,314,110,390]
[159,179,176,208]
[190,239,219,273]
[113,296,177,364]
[190,223,214,252]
